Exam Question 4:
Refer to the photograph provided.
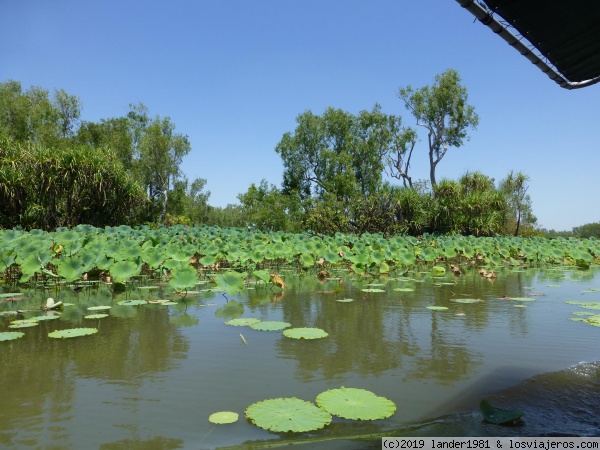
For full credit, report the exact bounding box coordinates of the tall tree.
[53,89,81,138]
[399,69,478,187]
[276,105,405,201]
[499,171,536,236]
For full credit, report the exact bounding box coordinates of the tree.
[499,171,536,236]
[276,105,406,202]
[53,89,81,138]
[399,69,479,187]
[572,222,600,239]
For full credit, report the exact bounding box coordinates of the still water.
[1,266,599,449]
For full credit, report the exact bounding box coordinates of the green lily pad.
[250,321,291,331]
[9,322,39,329]
[48,327,98,339]
[426,306,449,311]
[565,301,600,310]
[336,298,354,303]
[84,314,109,319]
[508,297,536,302]
[513,305,527,308]
[0,331,25,341]
[87,305,111,311]
[245,397,331,432]
[450,298,483,304]
[117,300,148,306]
[583,315,600,327]
[31,314,61,321]
[394,288,414,292]
[225,318,261,327]
[480,399,524,424]
[316,387,396,420]
[572,311,595,316]
[208,411,239,425]
[0,292,23,298]
[361,288,385,293]
[283,327,329,340]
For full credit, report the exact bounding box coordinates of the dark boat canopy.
[456,0,600,89]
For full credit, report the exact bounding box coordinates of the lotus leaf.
[506,297,536,302]
[208,411,239,424]
[215,271,245,295]
[48,328,98,338]
[283,327,328,340]
[225,318,261,326]
[0,331,25,341]
[117,300,148,306]
[110,260,140,283]
[9,322,39,328]
[432,266,446,274]
[480,399,524,424]
[250,321,291,331]
[572,311,594,316]
[87,306,111,311]
[361,288,385,293]
[450,298,483,304]
[565,302,600,310]
[0,292,23,298]
[169,265,199,291]
[252,269,271,284]
[84,314,109,319]
[245,397,331,432]
[336,299,354,303]
[316,387,396,420]
[426,306,449,311]
[32,314,61,321]
[394,288,414,292]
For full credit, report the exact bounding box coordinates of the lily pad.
[316,387,396,420]
[583,315,600,327]
[250,321,291,331]
[84,314,109,319]
[225,318,261,327]
[508,297,536,302]
[394,288,414,292]
[361,288,385,293]
[0,331,25,341]
[9,322,40,329]
[283,327,329,340]
[117,299,148,306]
[245,397,331,432]
[480,399,524,424]
[87,305,111,311]
[565,301,600,310]
[31,314,61,321]
[336,298,354,303]
[450,298,483,304]
[513,305,527,308]
[426,306,449,311]
[48,327,98,339]
[208,411,239,425]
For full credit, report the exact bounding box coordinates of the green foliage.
[573,222,600,239]
[499,171,537,236]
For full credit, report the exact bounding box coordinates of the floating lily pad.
[336,298,354,303]
[450,298,483,304]
[48,328,98,339]
[508,297,536,302]
[572,311,595,316]
[361,288,385,293]
[0,331,25,341]
[9,321,39,328]
[547,284,561,288]
[245,397,331,432]
[208,411,239,424]
[0,292,23,298]
[565,301,600,310]
[31,314,61,321]
[283,327,329,340]
[87,305,111,311]
[513,305,527,308]
[117,299,148,306]
[84,314,109,319]
[250,321,291,331]
[316,387,396,420]
[583,315,600,327]
[394,288,414,292]
[225,318,261,327]
[480,399,524,424]
[426,306,449,311]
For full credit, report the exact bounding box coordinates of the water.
[1,266,599,449]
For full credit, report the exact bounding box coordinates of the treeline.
[1,72,541,236]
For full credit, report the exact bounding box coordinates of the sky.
[1,0,598,231]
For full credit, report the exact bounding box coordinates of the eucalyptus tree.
[499,171,536,236]
[399,69,479,187]
[275,105,405,202]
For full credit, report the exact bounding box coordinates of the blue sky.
[1,0,598,231]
